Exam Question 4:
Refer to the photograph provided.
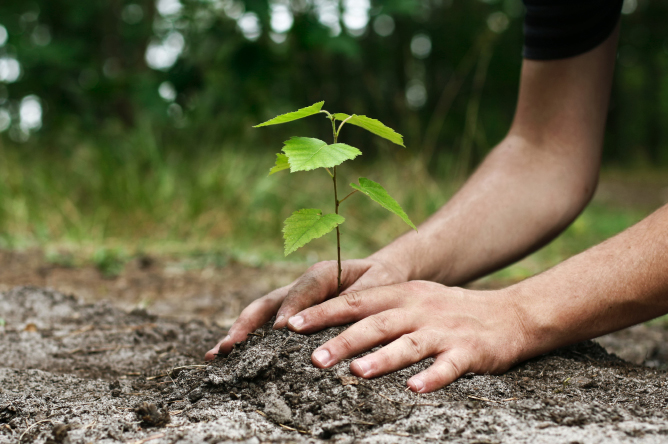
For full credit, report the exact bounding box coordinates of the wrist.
[502,280,571,363]
[485,286,535,365]
[366,248,413,283]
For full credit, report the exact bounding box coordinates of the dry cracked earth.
[3,286,668,443]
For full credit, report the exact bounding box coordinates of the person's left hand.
[285,280,530,393]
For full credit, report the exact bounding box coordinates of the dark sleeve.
[523,0,623,60]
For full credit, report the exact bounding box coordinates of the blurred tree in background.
[0,0,666,168]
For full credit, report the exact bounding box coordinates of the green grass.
[0,135,658,283]
[0,133,448,265]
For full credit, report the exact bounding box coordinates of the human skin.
[204,26,664,393]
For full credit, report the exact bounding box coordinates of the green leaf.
[350,177,416,230]
[283,209,345,256]
[335,114,405,147]
[254,101,325,127]
[268,153,290,176]
[282,137,362,172]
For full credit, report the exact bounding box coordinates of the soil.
[0,249,304,328]
[4,287,668,443]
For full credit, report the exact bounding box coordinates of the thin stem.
[330,116,338,143]
[336,115,353,138]
[329,114,343,296]
[338,189,358,205]
[320,109,333,119]
[333,165,342,296]
[325,167,333,178]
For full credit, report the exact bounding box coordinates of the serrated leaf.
[283,209,345,256]
[350,177,416,230]
[282,137,362,172]
[254,101,325,127]
[268,153,290,176]
[335,114,405,147]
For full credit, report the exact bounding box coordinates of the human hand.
[204,257,409,360]
[285,281,528,392]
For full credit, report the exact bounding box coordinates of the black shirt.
[523,0,624,60]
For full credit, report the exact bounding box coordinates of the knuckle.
[402,280,431,293]
[369,313,391,336]
[337,334,356,354]
[233,310,255,328]
[310,303,327,320]
[444,351,471,378]
[286,276,319,303]
[307,260,336,275]
[343,292,363,310]
[374,349,394,369]
[430,357,459,385]
[257,296,278,311]
[444,356,462,376]
[402,334,423,359]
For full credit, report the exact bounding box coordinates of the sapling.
[255,101,416,296]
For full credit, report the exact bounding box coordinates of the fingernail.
[273,315,284,328]
[207,335,230,358]
[288,315,304,329]
[313,349,332,367]
[352,359,372,377]
[409,377,425,392]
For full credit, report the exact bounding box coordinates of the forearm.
[370,136,598,285]
[512,203,668,359]
[370,27,618,286]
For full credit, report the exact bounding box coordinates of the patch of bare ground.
[0,249,303,327]
[3,287,668,443]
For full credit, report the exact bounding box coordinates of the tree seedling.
[255,101,416,295]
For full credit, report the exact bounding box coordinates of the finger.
[204,285,290,360]
[273,260,372,329]
[349,330,443,379]
[406,349,472,393]
[287,284,406,334]
[309,308,412,368]
[340,261,406,296]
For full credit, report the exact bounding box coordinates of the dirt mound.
[3,287,668,443]
[0,286,223,379]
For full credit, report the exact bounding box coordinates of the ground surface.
[0,249,303,329]
[3,287,668,443]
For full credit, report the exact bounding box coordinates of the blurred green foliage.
[92,247,128,278]
[0,0,666,278]
[0,0,517,168]
[1,0,667,165]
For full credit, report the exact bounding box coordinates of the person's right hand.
[204,257,409,360]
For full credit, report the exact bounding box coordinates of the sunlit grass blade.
[350,177,416,230]
[254,102,325,127]
[282,137,361,172]
[335,114,405,147]
[283,209,345,255]
[268,153,290,176]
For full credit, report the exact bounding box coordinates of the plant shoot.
[255,101,416,295]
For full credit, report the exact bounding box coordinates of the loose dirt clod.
[44,423,70,444]
[3,286,668,443]
[134,402,171,427]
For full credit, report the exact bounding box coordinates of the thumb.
[274,259,373,328]
[341,262,406,296]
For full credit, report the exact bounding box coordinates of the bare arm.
[286,199,668,393]
[374,25,618,285]
[206,26,620,361]
[513,203,668,359]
